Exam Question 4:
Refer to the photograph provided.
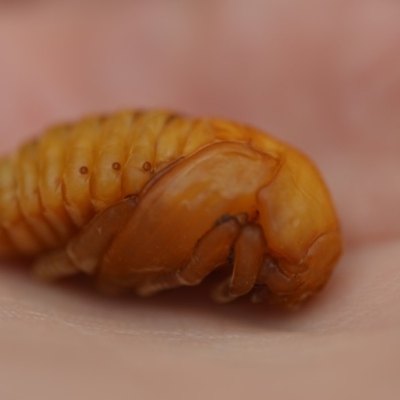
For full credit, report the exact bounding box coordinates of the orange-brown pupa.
[0,110,342,307]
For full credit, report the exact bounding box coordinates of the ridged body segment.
[0,110,289,257]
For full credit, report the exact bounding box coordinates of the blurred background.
[0,1,400,400]
[3,1,400,150]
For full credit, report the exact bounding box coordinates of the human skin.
[0,1,400,399]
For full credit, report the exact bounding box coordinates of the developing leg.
[135,217,241,296]
[33,196,138,280]
[212,223,266,303]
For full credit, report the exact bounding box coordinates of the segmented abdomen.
[0,110,284,257]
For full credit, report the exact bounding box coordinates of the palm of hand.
[0,3,399,399]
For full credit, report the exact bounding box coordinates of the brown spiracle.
[0,110,342,307]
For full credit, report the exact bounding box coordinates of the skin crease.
[0,1,400,399]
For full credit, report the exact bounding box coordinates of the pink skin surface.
[0,2,400,399]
